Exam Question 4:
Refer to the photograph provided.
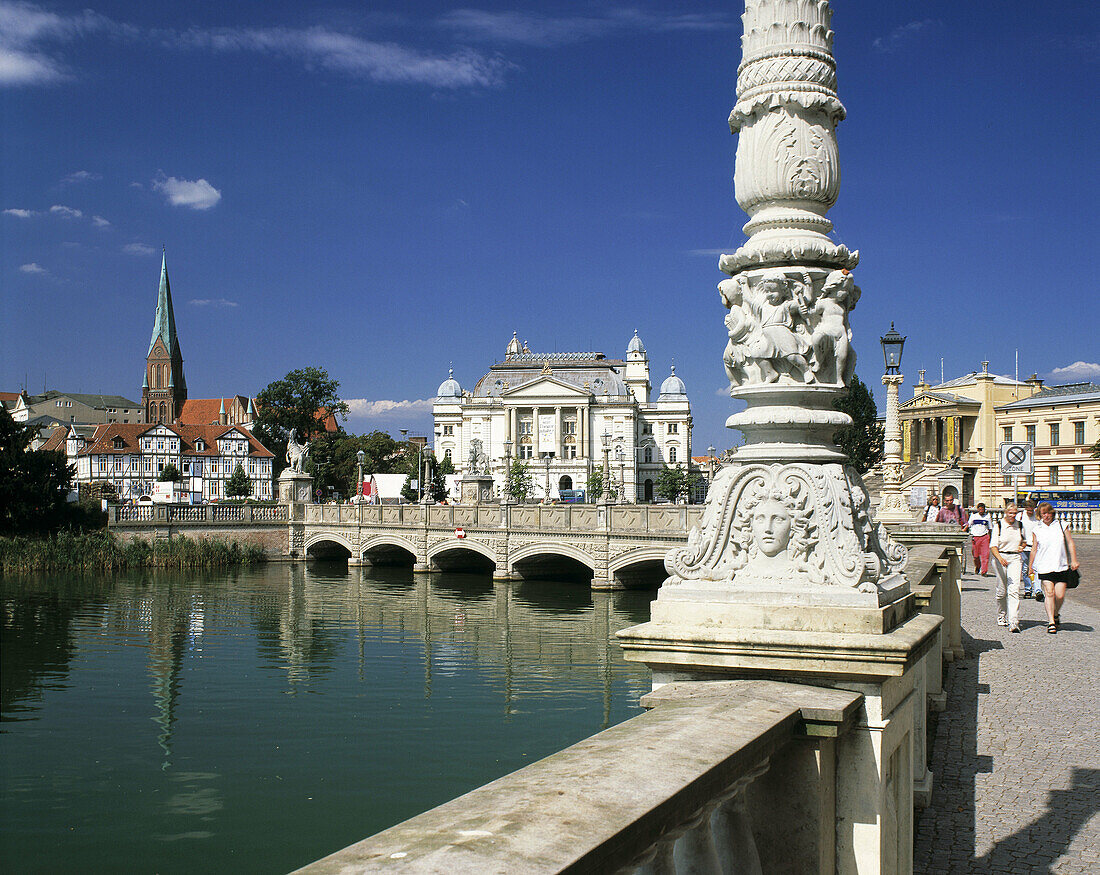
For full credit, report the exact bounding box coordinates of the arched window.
[644,446,653,463]
[444,449,452,461]
[668,446,677,463]
[558,475,573,491]
[159,402,166,421]
[644,479,654,502]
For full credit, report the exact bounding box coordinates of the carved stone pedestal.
[459,475,496,505]
[278,469,314,504]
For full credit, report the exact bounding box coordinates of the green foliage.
[0,531,265,575]
[437,455,455,476]
[254,366,350,477]
[654,464,701,503]
[0,406,75,535]
[832,374,884,474]
[158,463,181,482]
[586,465,606,501]
[226,462,252,498]
[400,473,418,502]
[428,458,448,502]
[506,459,533,503]
[307,430,418,498]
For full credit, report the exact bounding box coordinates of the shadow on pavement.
[973,768,1100,873]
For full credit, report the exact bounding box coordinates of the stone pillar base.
[413,562,431,573]
[278,469,314,504]
[590,577,625,591]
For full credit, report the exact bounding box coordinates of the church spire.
[142,247,187,424]
[148,248,182,360]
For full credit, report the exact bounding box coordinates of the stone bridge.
[109,502,704,590]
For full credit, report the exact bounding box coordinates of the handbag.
[1061,522,1080,588]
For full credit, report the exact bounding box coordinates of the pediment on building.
[502,376,591,400]
[901,392,979,412]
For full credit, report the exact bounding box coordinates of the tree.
[586,464,606,501]
[437,455,455,476]
[832,374,884,474]
[428,456,449,502]
[158,463,181,482]
[400,473,417,502]
[0,406,74,534]
[655,464,701,503]
[254,367,350,477]
[296,429,411,498]
[506,459,533,503]
[226,462,252,498]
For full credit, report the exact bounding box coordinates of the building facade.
[142,251,188,425]
[45,422,275,502]
[994,382,1100,503]
[433,332,692,502]
[9,391,144,425]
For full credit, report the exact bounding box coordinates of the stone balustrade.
[987,507,1096,533]
[295,679,862,874]
[110,503,289,525]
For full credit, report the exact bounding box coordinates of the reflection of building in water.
[144,585,201,770]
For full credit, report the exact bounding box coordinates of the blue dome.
[436,369,462,399]
[627,329,646,355]
[658,365,687,400]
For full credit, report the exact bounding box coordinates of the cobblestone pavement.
[914,535,1100,873]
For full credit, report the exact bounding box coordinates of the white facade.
[433,332,692,502]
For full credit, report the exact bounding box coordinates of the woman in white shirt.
[1028,501,1080,634]
[990,503,1027,632]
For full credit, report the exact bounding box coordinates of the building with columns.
[433,332,692,502]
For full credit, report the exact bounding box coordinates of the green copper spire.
[148,248,182,359]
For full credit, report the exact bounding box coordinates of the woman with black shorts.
[1027,501,1079,634]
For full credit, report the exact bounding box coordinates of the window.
[1074,422,1086,445]
[1049,423,1059,446]
[519,442,533,460]
[644,446,653,463]
[444,448,452,461]
[562,419,576,435]
[1026,424,1036,445]
[563,437,577,459]
[1003,475,1012,487]
[667,423,678,434]
[443,425,453,436]
[1002,426,1013,443]
[668,446,677,463]
[157,440,164,451]
[1025,473,1035,486]
[642,424,653,435]
[519,419,533,435]
[1073,465,1084,485]
[1049,466,1058,486]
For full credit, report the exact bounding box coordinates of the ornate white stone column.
[878,374,912,522]
[619,4,939,871]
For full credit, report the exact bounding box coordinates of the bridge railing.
[295,679,861,874]
[301,502,705,532]
[109,503,289,525]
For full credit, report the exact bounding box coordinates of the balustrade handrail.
[295,680,860,874]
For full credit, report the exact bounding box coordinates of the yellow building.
[994,382,1100,511]
[898,362,1042,506]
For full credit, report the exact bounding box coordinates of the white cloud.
[91,215,110,228]
[19,262,46,274]
[872,20,938,53]
[437,8,732,47]
[1048,361,1100,382]
[49,203,82,218]
[188,298,238,308]
[346,398,434,418]
[152,174,222,210]
[62,169,101,183]
[174,25,511,89]
[0,1,113,86]
[3,207,37,217]
[122,242,157,256]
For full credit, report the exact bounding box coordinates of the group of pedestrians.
[926,493,1080,634]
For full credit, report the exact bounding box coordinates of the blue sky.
[2,1,1098,452]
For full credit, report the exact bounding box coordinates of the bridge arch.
[359,534,419,566]
[508,540,596,583]
[427,538,497,573]
[609,546,669,589]
[304,532,354,560]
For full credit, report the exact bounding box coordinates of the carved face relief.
[751,498,792,558]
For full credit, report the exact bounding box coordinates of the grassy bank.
[0,531,267,574]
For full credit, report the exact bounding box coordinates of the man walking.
[968,502,993,575]
[936,492,968,529]
[990,502,1027,632]
[1019,497,1041,599]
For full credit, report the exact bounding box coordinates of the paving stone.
[914,534,1100,873]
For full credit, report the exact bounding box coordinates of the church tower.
[142,250,187,424]
[624,330,651,403]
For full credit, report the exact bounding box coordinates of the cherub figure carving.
[808,268,860,386]
[745,271,814,384]
[719,275,755,387]
[286,428,311,474]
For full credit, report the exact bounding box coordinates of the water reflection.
[0,563,655,874]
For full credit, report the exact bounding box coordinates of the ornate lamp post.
[878,323,910,521]
[541,451,554,502]
[615,444,626,501]
[356,449,365,501]
[600,430,615,503]
[502,440,513,503]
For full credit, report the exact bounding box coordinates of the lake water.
[0,563,656,873]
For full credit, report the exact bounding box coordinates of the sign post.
[999,442,1033,505]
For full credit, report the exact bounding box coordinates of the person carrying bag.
[1028,502,1080,634]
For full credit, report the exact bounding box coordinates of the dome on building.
[627,329,646,355]
[658,364,687,401]
[505,331,521,358]
[436,368,463,399]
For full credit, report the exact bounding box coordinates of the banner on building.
[538,414,556,454]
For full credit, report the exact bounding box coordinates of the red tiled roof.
[0,391,22,402]
[78,422,274,458]
[178,396,254,425]
[39,426,69,452]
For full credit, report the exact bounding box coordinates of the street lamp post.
[878,323,911,521]
[541,451,554,502]
[601,430,615,503]
[356,449,365,501]
[502,440,513,503]
[615,444,626,501]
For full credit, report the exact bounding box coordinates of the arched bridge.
[298,502,703,590]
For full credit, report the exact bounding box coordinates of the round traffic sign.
[1006,445,1027,466]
